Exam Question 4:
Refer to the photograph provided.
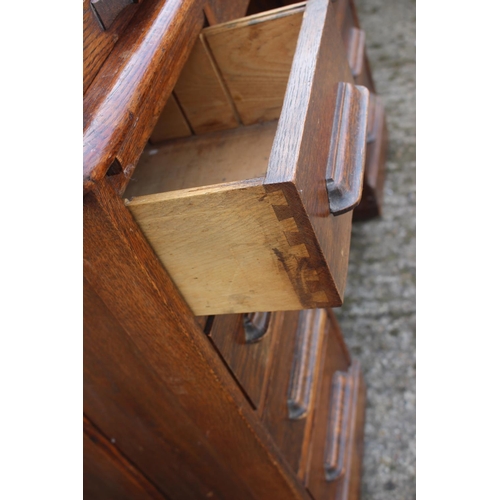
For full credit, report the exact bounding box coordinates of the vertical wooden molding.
[324,361,361,482]
[287,309,327,419]
[346,27,365,78]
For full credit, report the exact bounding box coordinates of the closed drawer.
[207,312,279,409]
[306,310,365,500]
[123,0,369,315]
[260,308,329,478]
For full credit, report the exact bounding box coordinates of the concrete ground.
[334,0,416,498]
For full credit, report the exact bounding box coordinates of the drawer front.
[125,0,369,315]
[208,312,279,409]
[306,311,365,500]
[260,309,329,478]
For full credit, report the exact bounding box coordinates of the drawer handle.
[326,82,369,216]
[324,367,354,481]
[243,312,271,343]
[287,309,326,419]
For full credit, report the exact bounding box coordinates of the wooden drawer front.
[260,309,329,478]
[124,0,370,315]
[208,312,279,409]
[306,311,365,500]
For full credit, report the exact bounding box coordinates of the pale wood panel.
[149,94,192,144]
[125,121,276,199]
[204,6,304,125]
[174,35,240,134]
[125,180,334,315]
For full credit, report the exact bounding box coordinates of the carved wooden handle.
[243,312,271,343]
[324,370,351,480]
[287,309,326,419]
[326,82,369,216]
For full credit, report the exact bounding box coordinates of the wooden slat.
[83,416,166,500]
[84,179,309,500]
[149,94,192,144]
[204,6,304,125]
[173,35,240,134]
[209,312,281,409]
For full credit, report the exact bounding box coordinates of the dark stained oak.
[84,178,309,500]
[306,310,365,500]
[261,310,327,480]
[83,0,140,94]
[208,312,281,409]
[90,0,137,30]
[83,0,204,194]
[83,416,166,500]
[83,0,373,497]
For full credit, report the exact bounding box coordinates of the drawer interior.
[124,3,306,200]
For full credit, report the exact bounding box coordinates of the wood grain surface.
[83,0,203,194]
[204,5,304,125]
[149,94,192,144]
[84,178,309,500]
[83,0,139,94]
[125,178,340,314]
[306,311,364,500]
[171,35,240,134]
[209,312,281,408]
[83,416,166,500]
[204,0,252,25]
[125,121,275,197]
[265,0,355,303]
[261,309,326,479]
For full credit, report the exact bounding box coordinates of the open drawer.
[123,0,369,315]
